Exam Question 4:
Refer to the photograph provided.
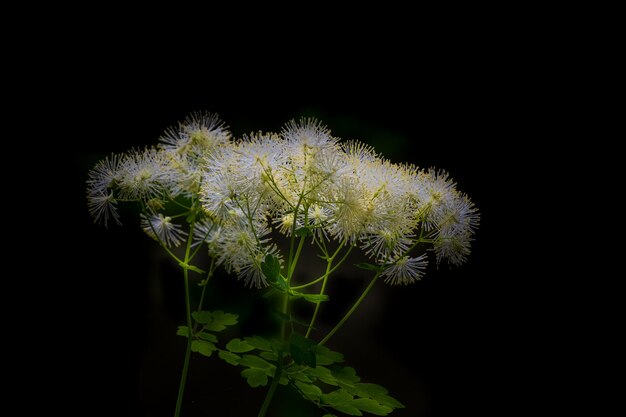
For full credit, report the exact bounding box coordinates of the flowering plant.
[87,112,479,416]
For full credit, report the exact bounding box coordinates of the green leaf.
[260,254,288,292]
[206,310,238,331]
[301,293,330,303]
[218,350,241,366]
[241,368,268,387]
[176,326,190,337]
[261,254,281,282]
[238,354,274,370]
[314,345,344,365]
[331,366,360,384]
[197,332,218,343]
[322,389,353,406]
[290,333,317,368]
[332,404,362,416]
[354,383,387,396]
[295,381,322,400]
[192,311,212,324]
[351,398,393,416]
[354,262,382,272]
[372,394,405,409]
[322,415,338,417]
[290,333,316,350]
[191,340,216,357]
[354,383,404,408]
[295,226,313,237]
[226,338,255,353]
[260,351,279,362]
[294,372,312,383]
[291,346,316,368]
[244,336,272,351]
[305,366,337,385]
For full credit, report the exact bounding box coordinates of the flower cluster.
[87,112,479,287]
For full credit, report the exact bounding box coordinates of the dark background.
[57,40,538,416]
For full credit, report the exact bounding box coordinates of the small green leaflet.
[218,350,241,366]
[314,345,344,365]
[294,226,313,237]
[191,311,212,324]
[176,326,190,337]
[226,338,255,353]
[191,340,216,357]
[241,368,268,387]
[289,290,329,303]
[191,310,238,331]
[295,381,322,401]
[262,254,288,291]
[322,389,353,406]
[243,336,273,351]
[197,332,218,343]
[289,333,317,368]
[351,398,393,416]
[206,310,238,331]
[238,354,274,370]
[261,254,281,282]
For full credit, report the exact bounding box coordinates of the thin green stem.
[257,361,283,417]
[318,271,382,346]
[291,244,353,289]
[305,269,330,338]
[174,221,196,417]
[288,236,306,280]
[174,267,193,417]
[193,257,216,332]
[305,240,346,338]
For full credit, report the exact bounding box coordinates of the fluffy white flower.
[158,112,231,197]
[86,154,122,197]
[160,111,230,155]
[360,228,414,263]
[86,154,126,227]
[87,191,121,227]
[117,148,173,200]
[141,213,187,247]
[211,219,275,288]
[382,254,428,285]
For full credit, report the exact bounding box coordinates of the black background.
[54,35,541,416]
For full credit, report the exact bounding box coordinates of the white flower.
[117,148,172,200]
[414,168,457,229]
[382,254,428,285]
[141,213,187,247]
[160,112,231,197]
[211,219,275,288]
[160,111,230,155]
[281,118,336,152]
[87,191,121,227]
[360,228,414,263]
[192,218,217,248]
[434,233,473,266]
[86,154,122,197]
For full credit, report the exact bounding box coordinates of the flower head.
[382,254,428,285]
[141,213,187,247]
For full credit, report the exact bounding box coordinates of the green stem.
[257,362,283,417]
[174,268,193,417]
[291,245,353,289]
[174,221,196,417]
[305,241,347,338]
[305,272,329,338]
[318,271,382,346]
